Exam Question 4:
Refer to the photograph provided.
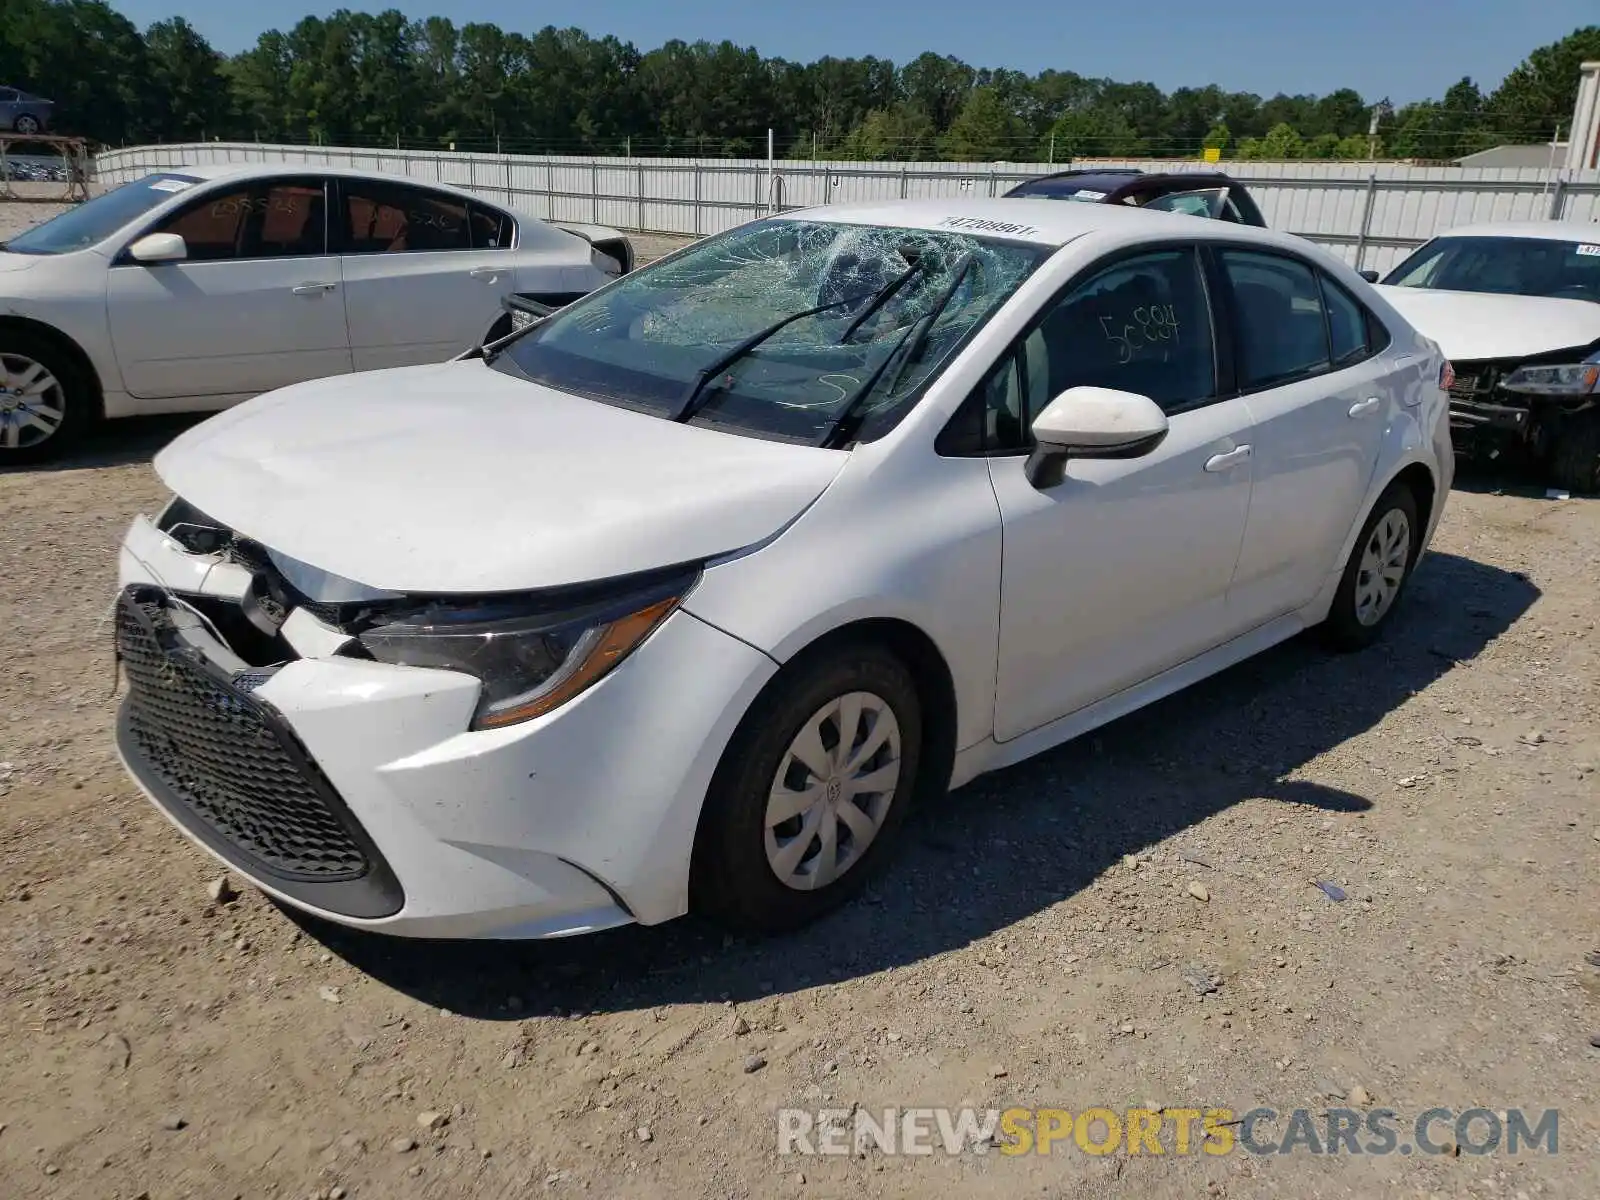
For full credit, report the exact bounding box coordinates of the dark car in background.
[0,86,54,135]
[1002,168,1266,227]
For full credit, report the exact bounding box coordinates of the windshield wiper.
[838,255,928,343]
[821,253,975,448]
[672,258,929,424]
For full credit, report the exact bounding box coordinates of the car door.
[334,178,518,369]
[106,175,350,401]
[1214,248,1398,623]
[984,245,1256,741]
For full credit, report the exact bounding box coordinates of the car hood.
[153,362,849,594]
[1373,285,1600,361]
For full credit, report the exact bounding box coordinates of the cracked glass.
[498,218,1049,444]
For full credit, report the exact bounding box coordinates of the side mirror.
[1025,386,1169,489]
[127,232,187,264]
[1358,269,1380,283]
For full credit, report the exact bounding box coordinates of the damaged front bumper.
[113,513,777,938]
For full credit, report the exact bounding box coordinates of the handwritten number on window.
[1100,303,1181,364]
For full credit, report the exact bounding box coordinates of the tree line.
[4,2,1596,162]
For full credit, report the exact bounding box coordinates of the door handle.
[1204,445,1252,473]
[1348,396,1382,417]
[291,282,337,296]
[468,266,502,281]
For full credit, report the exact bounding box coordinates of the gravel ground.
[1,201,1598,1200]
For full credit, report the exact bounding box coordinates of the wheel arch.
[0,315,105,420]
[735,616,961,808]
[1387,460,1438,554]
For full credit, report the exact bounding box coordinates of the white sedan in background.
[0,164,632,462]
[113,199,1451,939]
[1371,220,1600,492]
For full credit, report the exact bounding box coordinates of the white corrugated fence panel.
[88,142,1600,265]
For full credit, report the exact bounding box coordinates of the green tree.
[939,86,1025,160]
[1,0,154,143]
[1260,121,1305,159]
[145,16,227,141]
[899,52,975,132]
[227,31,296,140]
[1303,132,1341,159]
[1042,108,1141,159]
[837,104,936,160]
[1489,26,1600,142]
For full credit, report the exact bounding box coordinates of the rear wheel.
[1548,413,1600,495]
[691,643,922,935]
[14,114,40,135]
[1320,482,1421,651]
[0,333,90,464]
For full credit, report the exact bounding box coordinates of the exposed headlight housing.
[357,568,697,729]
[1501,350,1600,396]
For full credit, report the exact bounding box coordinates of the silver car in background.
[0,86,53,135]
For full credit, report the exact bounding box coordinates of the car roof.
[157,162,504,210]
[1431,220,1600,242]
[779,196,1303,253]
[1010,168,1238,194]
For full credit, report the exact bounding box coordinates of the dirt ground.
[2,200,1598,1200]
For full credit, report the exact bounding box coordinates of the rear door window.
[1321,274,1373,368]
[1218,250,1332,390]
[339,181,472,253]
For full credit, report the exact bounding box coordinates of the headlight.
[357,569,696,729]
[508,306,537,332]
[1501,351,1600,396]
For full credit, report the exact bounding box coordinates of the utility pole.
[1047,131,1055,164]
[1368,99,1392,162]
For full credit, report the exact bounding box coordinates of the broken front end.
[1447,345,1600,491]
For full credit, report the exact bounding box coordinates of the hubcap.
[0,352,65,450]
[1354,508,1411,626]
[764,691,902,891]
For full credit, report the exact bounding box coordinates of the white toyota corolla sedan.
[113,198,1453,939]
[0,164,631,462]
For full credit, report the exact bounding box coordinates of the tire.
[14,115,39,135]
[1320,482,1421,652]
[691,642,923,935]
[0,331,91,465]
[1548,413,1600,495]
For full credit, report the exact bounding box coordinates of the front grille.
[116,587,369,881]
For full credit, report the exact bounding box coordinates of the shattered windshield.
[497,218,1047,443]
[1382,236,1600,303]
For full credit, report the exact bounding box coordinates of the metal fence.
[97,142,1600,275]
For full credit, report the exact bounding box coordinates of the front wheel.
[1320,483,1421,651]
[0,333,90,464]
[1548,413,1600,495]
[13,115,40,135]
[691,644,922,935]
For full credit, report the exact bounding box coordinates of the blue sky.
[113,0,1594,105]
